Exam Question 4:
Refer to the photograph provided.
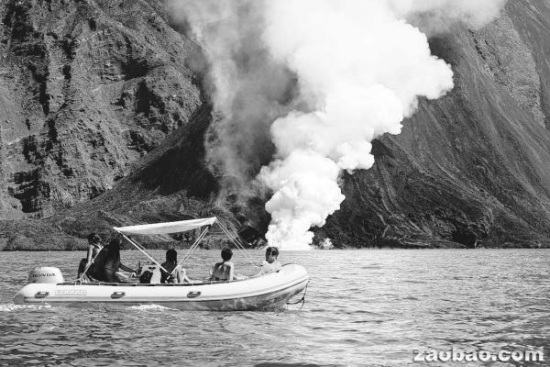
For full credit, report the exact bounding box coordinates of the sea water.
[0,249,549,366]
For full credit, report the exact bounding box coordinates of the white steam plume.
[171,0,506,250]
[169,1,296,198]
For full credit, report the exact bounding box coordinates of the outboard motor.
[27,267,64,284]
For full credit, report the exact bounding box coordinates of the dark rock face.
[2,0,550,249]
[325,1,550,248]
[0,0,202,220]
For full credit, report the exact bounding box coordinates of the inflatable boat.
[13,264,309,311]
[13,217,310,311]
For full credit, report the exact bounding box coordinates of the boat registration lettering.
[55,289,87,296]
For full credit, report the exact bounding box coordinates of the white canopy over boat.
[112,217,220,273]
[113,217,217,235]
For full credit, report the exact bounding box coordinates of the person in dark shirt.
[94,238,136,282]
[77,233,103,280]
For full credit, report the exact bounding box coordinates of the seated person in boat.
[258,246,282,275]
[210,247,234,282]
[93,238,136,282]
[161,248,192,284]
[77,233,103,280]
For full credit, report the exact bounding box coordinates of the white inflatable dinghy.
[14,217,309,311]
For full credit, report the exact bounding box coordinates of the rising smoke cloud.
[170,0,507,250]
[169,1,296,202]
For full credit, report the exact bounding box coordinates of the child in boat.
[76,233,103,280]
[161,248,192,284]
[258,246,282,275]
[210,247,234,281]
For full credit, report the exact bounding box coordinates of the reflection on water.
[1,249,549,366]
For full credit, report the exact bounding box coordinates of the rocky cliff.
[0,0,204,218]
[0,0,213,249]
[1,0,550,249]
[326,0,550,248]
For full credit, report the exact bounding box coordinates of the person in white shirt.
[258,246,282,275]
[210,247,235,281]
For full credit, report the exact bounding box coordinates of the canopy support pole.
[179,226,211,268]
[117,231,169,274]
[216,221,258,267]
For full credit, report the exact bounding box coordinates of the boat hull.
[14,264,309,311]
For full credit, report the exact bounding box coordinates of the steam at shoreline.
[170,0,507,250]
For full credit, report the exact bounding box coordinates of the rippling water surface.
[1,249,549,366]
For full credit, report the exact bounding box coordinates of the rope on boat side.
[286,282,309,311]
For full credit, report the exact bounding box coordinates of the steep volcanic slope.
[0,0,203,219]
[323,0,550,248]
[2,0,550,250]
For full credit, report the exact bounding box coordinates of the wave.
[129,304,176,312]
[0,302,52,312]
